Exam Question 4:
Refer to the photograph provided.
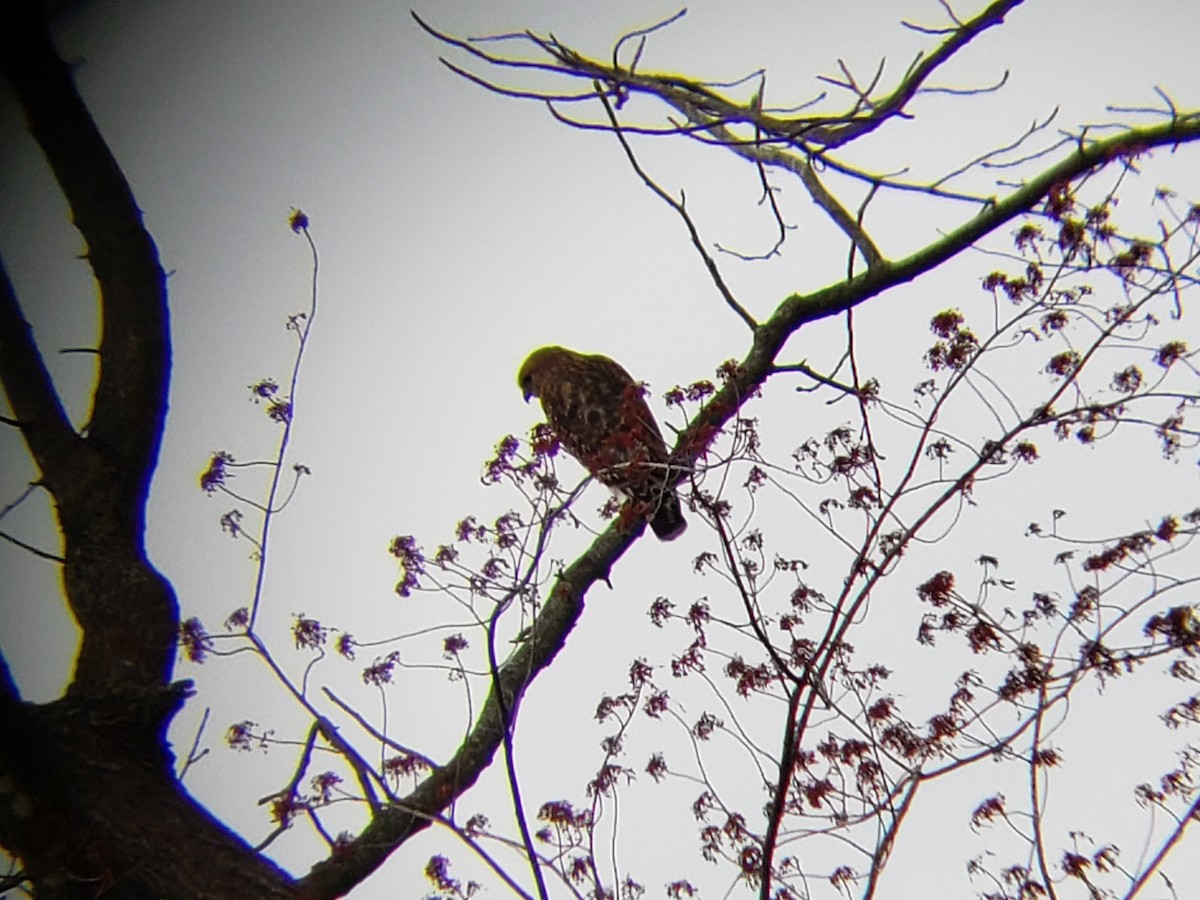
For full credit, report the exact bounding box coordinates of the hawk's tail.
[650,491,687,541]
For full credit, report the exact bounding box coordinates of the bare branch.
[713,158,793,260]
[592,84,758,330]
[771,360,860,396]
[411,11,576,80]
[749,113,1200,348]
[810,150,996,204]
[809,0,1024,147]
[322,687,441,770]
[248,223,318,632]
[297,524,642,897]
[438,56,600,103]
[0,256,77,479]
[612,8,687,72]
[919,66,1009,96]
[1,6,169,493]
[932,106,1060,186]
[1124,795,1200,898]
[1,2,177,694]
[0,528,64,563]
[176,707,211,782]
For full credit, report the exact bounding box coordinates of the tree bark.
[0,5,302,897]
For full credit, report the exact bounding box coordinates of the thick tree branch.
[299,524,640,897]
[0,257,78,478]
[0,682,304,900]
[0,9,290,897]
[0,2,170,527]
[609,117,1200,560]
[700,113,1200,452]
[0,0,178,695]
[763,114,1200,334]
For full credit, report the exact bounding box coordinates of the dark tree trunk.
[1,679,301,899]
[0,4,303,897]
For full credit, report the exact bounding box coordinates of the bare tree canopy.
[1,1,1198,898]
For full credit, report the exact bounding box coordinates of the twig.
[412,11,577,78]
[0,528,64,563]
[438,57,599,104]
[177,706,211,782]
[612,8,686,71]
[933,106,1060,186]
[593,83,758,330]
[322,687,440,770]
[1028,684,1060,900]
[0,481,39,524]
[314,714,388,811]
[714,90,795,261]
[684,107,885,268]
[804,0,1023,147]
[247,223,318,631]
[1124,796,1200,899]
[254,722,321,852]
[918,67,1009,96]
[485,558,552,900]
[771,360,858,396]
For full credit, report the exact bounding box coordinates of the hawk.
[518,345,687,541]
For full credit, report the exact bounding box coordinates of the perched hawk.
[518,346,687,541]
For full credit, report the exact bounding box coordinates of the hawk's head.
[517,345,574,402]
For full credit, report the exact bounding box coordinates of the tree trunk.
[1,680,303,899]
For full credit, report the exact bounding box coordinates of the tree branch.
[808,0,1023,147]
[0,254,78,479]
[592,84,758,330]
[0,2,170,522]
[0,528,64,563]
[1124,795,1200,898]
[420,0,1026,154]
[294,104,1200,898]
[677,105,886,268]
[0,2,178,695]
[750,114,1200,363]
[298,524,641,897]
[418,2,1035,273]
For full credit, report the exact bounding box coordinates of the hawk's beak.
[522,388,533,403]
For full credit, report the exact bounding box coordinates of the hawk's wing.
[523,346,686,540]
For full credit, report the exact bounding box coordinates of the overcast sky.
[2,1,1199,897]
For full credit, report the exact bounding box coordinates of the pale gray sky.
[2,1,1199,897]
